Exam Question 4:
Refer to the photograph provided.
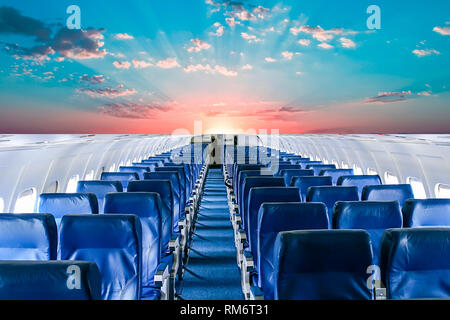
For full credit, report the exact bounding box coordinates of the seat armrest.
[249,285,264,300]
[169,235,180,251]
[154,261,171,300]
[237,229,247,244]
[243,250,254,269]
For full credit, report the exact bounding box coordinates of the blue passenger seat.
[119,166,149,180]
[291,176,333,200]
[280,169,314,186]
[101,172,139,191]
[402,198,450,227]
[337,175,382,199]
[76,180,123,213]
[362,184,414,206]
[319,169,354,185]
[306,164,336,175]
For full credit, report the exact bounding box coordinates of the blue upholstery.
[280,169,314,186]
[144,171,182,228]
[59,214,142,300]
[236,169,272,205]
[101,172,139,191]
[119,166,149,180]
[298,161,322,169]
[257,203,328,299]
[247,187,301,252]
[76,180,123,213]
[380,228,450,299]
[127,180,176,234]
[306,186,359,227]
[292,176,333,201]
[156,166,187,207]
[362,184,414,206]
[103,192,168,299]
[273,230,373,300]
[402,199,450,227]
[272,164,301,176]
[333,201,402,265]
[337,175,382,198]
[133,162,156,172]
[319,169,354,185]
[142,159,164,166]
[305,164,336,175]
[240,177,285,231]
[0,214,57,260]
[233,164,264,192]
[38,193,98,226]
[0,260,101,300]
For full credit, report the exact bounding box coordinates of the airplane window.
[84,170,95,180]
[119,161,125,168]
[0,197,4,213]
[126,159,132,166]
[367,168,378,176]
[385,172,399,184]
[341,162,349,169]
[109,163,116,172]
[14,188,37,213]
[407,177,427,199]
[435,183,450,198]
[66,175,79,193]
[43,181,58,193]
[353,165,363,175]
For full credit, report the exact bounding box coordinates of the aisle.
[179,168,243,300]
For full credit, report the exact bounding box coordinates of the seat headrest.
[333,201,402,229]
[380,228,450,299]
[402,198,450,227]
[0,214,57,260]
[119,166,149,179]
[144,171,180,185]
[337,175,382,197]
[318,169,355,184]
[271,164,302,176]
[133,162,156,171]
[127,180,173,214]
[273,229,373,300]
[38,193,99,219]
[100,172,139,190]
[0,260,102,300]
[291,176,333,199]
[362,184,414,206]
[305,164,336,175]
[142,159,164,166]
[298,161,322,169]
[77,180,123,193]
[59,214,142,300]
[280,169,314,186]
[104,192,163,218]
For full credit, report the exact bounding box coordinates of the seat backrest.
[292,176,333,200]
[119,166,149,180]
[155,166,187,206]
[240,177,285,230]
[362,184,414,206]
[133,162,157,172]
[273,230,373,300]
[127,180,175,234]
[38,193,98,226]
[0,261,102,300]
[247,187,301,251]
[233,164,264,192]
[236,169,272,205]
[337,175,382,199]
[305,164,336,175]
[257,202,328,299]
[144,171,181,228]
[59,214,142,300]
[402,198,450,227]
[101,172,139,191]
[319,169,355,185]
[76,181,123,213]
[380,228,450,299]
[272,164,302,176]
[142,159,164,167]
[0,214,57,260]
[333,201,402,265]
[298,161,322,169]
[103,192,167,296]
[281,169,314,186]
[306,186,359,227]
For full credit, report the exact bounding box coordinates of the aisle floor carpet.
[179,168,243,300]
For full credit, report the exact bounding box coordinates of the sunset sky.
[0,0,449,134]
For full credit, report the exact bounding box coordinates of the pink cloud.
[281,51,293,60]
[298,39,311,46]
[115,33,134,40]
[183,64,237,76]
[113,61,131,69]
[156,58,180,69]
[132,59,153,69]
[187,38,212,52]
[265,57,276,62]
[412,48,440,57]
[340,37,356,48]
[241,32,262,43]
[433,26,450,36]
[80,87,137,98]
[242,64,253,70]
[318,42,333,49]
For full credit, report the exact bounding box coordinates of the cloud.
[113,61,131,69]
[290,25,355,42]
[0,6,51,42]
[265,57,276,62]
[242,64,253,70]
[340,37,356,48]
[132,59,152,69]
[98,102,174,119]
[187,38,211,52]
[225,17,240,27]
[115,33,134,40]
[81,74,105,84]
[281,51,293,60]
[365,91,412,104]
[80,86,137,98]
[278,105,307,113]
[183,64,238,76]
[211,22,225,37]
[156,58,180,69]
[50,28,107,60]
[298,39,311,46]
[241,32,262,43]
[433,25,450,36]
[318,42,333,49]
[412,48,440,57]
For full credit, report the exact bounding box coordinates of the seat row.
[223,148,450,300]
[0,146,209,300]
